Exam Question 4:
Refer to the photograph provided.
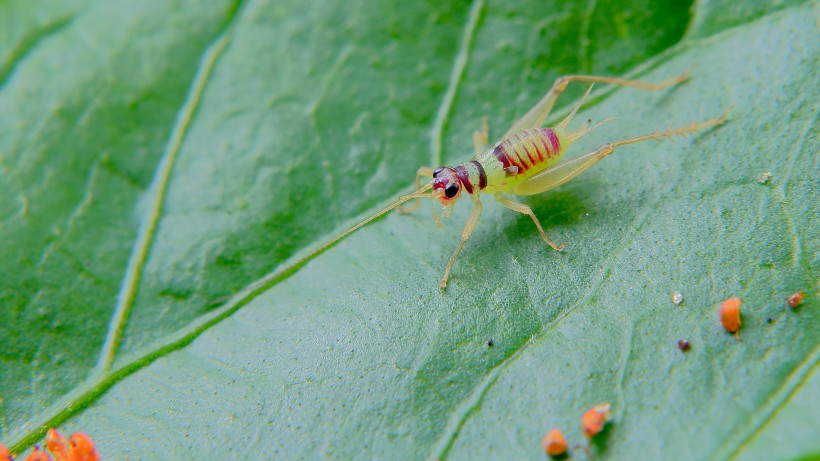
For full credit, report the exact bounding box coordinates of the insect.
[319,73,730,287]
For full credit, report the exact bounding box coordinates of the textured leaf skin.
[1,0,817,459]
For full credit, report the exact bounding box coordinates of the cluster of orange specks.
[541,402,612,457]
[0,429,98,461]
[1,443,12,461]
[45,429,98,461]
[539,288,808,458]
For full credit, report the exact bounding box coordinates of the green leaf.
[1,0,817,459]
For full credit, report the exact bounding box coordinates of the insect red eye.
[444,183,459,198]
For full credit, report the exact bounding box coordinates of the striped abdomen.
[492,128,561,175]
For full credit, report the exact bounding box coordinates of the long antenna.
[312,183,434,256]
[210,182,436,306]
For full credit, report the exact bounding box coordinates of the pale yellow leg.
[473,116,489,158]
[494,194,566,251]
[504,72,688,138]
[606,107,733,149]
[441,197,483,288]
[399,166,435,213]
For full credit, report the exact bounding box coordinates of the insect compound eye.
[444,183,459,198]
[433,167,445,178]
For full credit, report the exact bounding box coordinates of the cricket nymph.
[432,127,567,206]
[312,72,731,288]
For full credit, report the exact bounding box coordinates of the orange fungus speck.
[581,403,612,438]
[24,446,51,461]
[786,291,804,308]
[14,428,99,461]
[68,433,99,461]
[0,443,11,461]
[719,297,742,340]
[541,428,568,456]
[46,428,70,461]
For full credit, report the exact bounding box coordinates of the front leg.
[441,196,483,288]
[398,166,435,213]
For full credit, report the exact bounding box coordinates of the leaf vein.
[721,344,820,460]
[427,201,658,460]
[775,102,817,268]
[429,0,485,166]
[0,14,75,91]
[91,2,247,378]
[578,0,598,73]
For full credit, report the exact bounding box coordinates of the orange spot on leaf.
[786,291,804,308]
[581,403,611,438]
[541,428,568,456]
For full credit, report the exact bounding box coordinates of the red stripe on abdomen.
[539,128,561,157]
[494,128,561,175]
[493,141,520,171]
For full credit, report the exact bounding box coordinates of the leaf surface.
[1,0,817,459]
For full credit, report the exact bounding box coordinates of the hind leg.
[513,108,733,196]
[503,72,689,138]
